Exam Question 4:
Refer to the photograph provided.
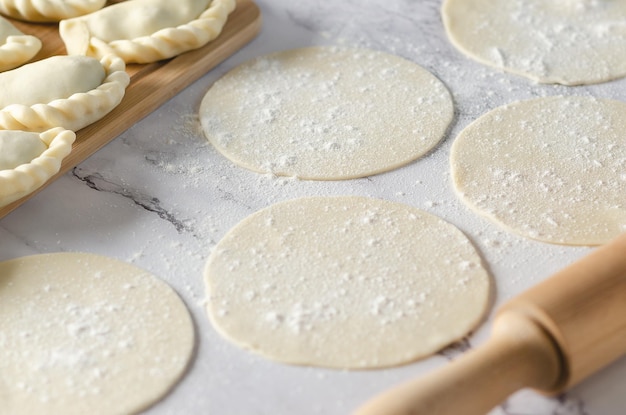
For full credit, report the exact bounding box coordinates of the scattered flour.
[199,46,453,180]
[443,0,626,85]
[204,196,490,369]
[0,253,194,415]
[451,96,626,245]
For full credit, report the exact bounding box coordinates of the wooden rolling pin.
[355,232,626,415]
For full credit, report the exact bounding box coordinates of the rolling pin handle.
[353,312,563,415]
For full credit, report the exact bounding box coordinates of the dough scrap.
[0,252,195,415]
[0,54,129,131]
[60,0,236,63]
[0,0,105,22]
[0,16,41,72]
[205,196,491,369]
[0,127,75,208]
[450,96,626,246]
[442,0,626,85]
[200,46,454,180]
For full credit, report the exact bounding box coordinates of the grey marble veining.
[72,167,193,234]
[1,1,625,414]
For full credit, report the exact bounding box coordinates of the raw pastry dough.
[0,252,195,415]
[205,196,491,369]
[450,96,626,246]
[0,16,41,72]
[0,129,47,170]
[0,0,105,22]
[0,54,129,131]
[442,0,626,85]
[60,0,236,63]
[200,46,454,180]
[0,127,75,207]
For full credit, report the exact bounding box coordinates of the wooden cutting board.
[0,0,261,219]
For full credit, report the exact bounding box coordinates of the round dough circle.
[442,0,626,85]
[451,96,626,246]
[199,46,454,180]
[204,196,490,369]
[0,252,195,415]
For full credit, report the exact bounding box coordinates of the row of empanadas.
[1,0,237,65]
[0,54,129,208]
[0,0,236,209]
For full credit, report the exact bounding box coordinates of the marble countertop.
[2,1,626,414]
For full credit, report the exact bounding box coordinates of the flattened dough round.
[205,196,490,369]
[200,46,453,180]
[0,252,195,415]
[451,96,626,246]
[442,0,626,85]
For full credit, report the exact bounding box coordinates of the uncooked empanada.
[60,0,236,63]
[0,16,41,72]
[0,0,105,23]
[0,127,75,208]
[0,129,46,170]
[0,54,129,131]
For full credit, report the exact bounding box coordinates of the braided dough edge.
[60,0,237,63]
[0,0,106,23]
[0,54,130,131]
[0,127,75,207]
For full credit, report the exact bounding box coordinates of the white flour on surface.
[1,0,615,413]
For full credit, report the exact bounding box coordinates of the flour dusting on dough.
[204,196,490,369]
[0,253,194,415]
[200,46,453,180]
[443,0,626,85]
[451,96,626,245]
